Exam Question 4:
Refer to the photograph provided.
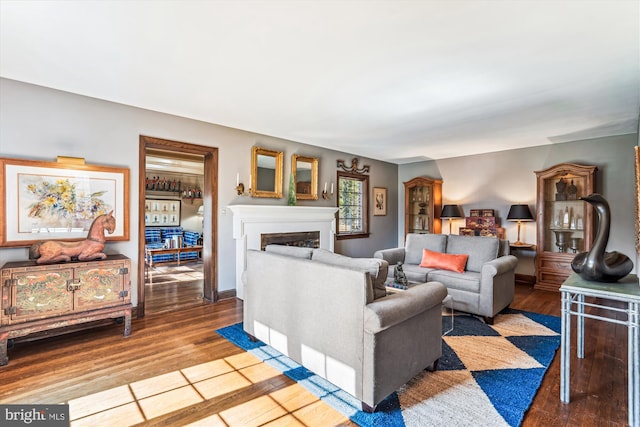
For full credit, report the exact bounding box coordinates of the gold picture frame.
[0,157,130,247]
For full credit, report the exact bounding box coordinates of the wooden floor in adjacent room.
[0,284,630,426]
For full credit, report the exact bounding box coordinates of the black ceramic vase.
[571,193,633,282]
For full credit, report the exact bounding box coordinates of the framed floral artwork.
[0,157,130,247]
[373,187,387,216]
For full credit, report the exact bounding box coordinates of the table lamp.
[507,204,534,245]
[440,205,463,234]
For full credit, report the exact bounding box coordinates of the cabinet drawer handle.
[66,279,81,292]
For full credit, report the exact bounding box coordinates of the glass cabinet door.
[404,177,442,239]
[542,175,589,254]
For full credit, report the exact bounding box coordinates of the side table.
[560,273,639,427]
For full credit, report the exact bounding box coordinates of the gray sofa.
[243,245,448,412]
[374,234,517,324]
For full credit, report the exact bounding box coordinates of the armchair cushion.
[419,248,468,273]
[312,249,388,299]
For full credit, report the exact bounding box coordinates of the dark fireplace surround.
[260,231,320,250]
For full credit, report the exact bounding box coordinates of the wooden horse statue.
[29,211,116,264]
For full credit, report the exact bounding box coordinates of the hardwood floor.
[0,284,630,426]
[145,262,205,314]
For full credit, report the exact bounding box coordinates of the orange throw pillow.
[419,248,468,273]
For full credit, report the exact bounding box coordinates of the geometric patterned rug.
[216,309,560,427]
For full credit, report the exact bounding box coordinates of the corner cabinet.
[0,254,132,366]
[534,163,597,291]
[404,177,443,239]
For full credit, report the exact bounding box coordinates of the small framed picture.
[373,187,387,216]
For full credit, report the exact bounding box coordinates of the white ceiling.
[1,1,638,163]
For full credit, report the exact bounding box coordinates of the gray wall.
[0,78,399,303]
[399,134,638,275]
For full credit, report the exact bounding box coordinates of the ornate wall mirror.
[292,154,318,200]
[251,146,283,198]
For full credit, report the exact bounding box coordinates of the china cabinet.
[0,254,132,366]
[403,177,442,239]
[534,163,597,291]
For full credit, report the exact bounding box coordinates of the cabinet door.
[74,261,129,310]
[11,267,75,322]
[407,183,433,234]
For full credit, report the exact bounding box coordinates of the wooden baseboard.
[218,289,237,300]
[515,273,536,286]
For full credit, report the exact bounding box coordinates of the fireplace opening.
[261,231,320,250]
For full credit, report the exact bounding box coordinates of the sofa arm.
[481,255,518,278]
[364,282,447,333]
[373,248,406,266]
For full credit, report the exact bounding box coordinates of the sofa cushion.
[401,264,433,283]
[312,249,388,299]
[265,244,313,259]
[445,235,499,273]
[405,234,447,265]
[427,270,482,293]
[419,249,468,273]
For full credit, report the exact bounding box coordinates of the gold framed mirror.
[292,154,318,200]
[251,146,283,198]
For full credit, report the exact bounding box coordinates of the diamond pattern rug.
[216,309,560,427]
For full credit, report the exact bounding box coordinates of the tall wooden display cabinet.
[403,177,442,239]
[534,163,597,291]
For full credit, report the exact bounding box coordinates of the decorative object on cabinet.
[373,187,387,216]
[0,254,132,366]
[507,204,534,246]
[440,204,463,234]
[459,211,505,239]
[570,194,633,282]
[28,211,115,265]
[251,146,283,198]
[145,199,181,227]
[0,157,129,247]
[292,154,318,201]
[403,177,442,238]
[534,163,597,291]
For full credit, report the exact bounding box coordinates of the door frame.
[138,135,218,317]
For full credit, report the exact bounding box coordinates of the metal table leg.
[561,290,571,403]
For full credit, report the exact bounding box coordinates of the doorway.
[138,136,218,317]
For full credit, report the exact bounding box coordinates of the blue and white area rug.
[216,309,560,427]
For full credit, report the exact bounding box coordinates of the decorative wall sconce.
[322,182,334,200]
[235,173,247,196]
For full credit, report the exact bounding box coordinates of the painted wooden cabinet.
[534,163,597,291]
[0,254,132,366]
[403,177,443,239]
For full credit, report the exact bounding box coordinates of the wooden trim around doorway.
[138,135,218,317]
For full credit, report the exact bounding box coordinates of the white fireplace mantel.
[228,205,338,299]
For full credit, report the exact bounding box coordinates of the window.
[336,171,369,239]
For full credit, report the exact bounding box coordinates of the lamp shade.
[507,204,533,221]
[440,204,463,219]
